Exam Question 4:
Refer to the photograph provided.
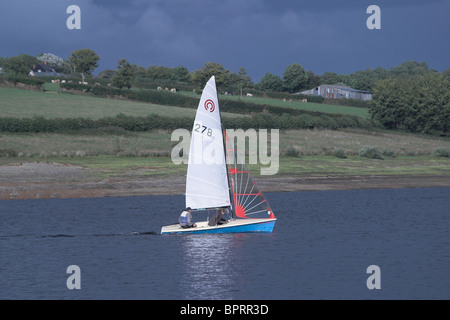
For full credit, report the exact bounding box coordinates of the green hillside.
[0,86,448,183]
[183,91,370,118]
[0,87,243,120]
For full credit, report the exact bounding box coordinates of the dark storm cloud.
[0,0,448,81]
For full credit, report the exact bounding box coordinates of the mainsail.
[185,76,231,209]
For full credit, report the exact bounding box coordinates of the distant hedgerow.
[432,148,450,158]
[0,112,377,133]
[358,145,383,159]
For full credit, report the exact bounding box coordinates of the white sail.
[185,76,231,209]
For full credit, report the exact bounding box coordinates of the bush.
[333,149,347,158]
[285,147,300,157]
[5,74,45,86]
[60,82,92,92]
[297,114,315,129]
[432,148,450,158]
[0,148,17,157]
[381,149,396,157]
[358,145,383,159]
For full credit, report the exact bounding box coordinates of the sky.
[0,0,449,82]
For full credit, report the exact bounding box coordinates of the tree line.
[3,49,448,93]
[370,72,450,135]
[1,49,449,135]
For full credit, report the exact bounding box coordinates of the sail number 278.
[194,123,213,137]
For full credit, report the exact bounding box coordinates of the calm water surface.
[1,187,449,299]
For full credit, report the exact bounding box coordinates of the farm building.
[298,84,372,101]
[29,63,64,77]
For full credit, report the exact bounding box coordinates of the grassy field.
[280,129,450,156]
[182,90,370,118]
[0,87,243,119]
[2,128,449,158]
[0,152,448,183]
[0,129,449,179]
[0,86,367,120]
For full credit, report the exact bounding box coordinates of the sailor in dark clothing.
[208,208,228,226]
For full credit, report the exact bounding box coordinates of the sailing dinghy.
[160,76,276,235]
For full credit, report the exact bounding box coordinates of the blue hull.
[161,219,276,235]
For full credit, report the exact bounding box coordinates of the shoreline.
[1,162,449,200]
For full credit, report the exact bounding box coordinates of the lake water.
[1,187,449,300]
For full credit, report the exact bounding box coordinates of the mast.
[218,91,235,219]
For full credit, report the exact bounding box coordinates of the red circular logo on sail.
[204,99,215,112]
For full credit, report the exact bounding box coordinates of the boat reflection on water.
[180,234,243,299]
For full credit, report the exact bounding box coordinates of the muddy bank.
[1,162,449,200]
